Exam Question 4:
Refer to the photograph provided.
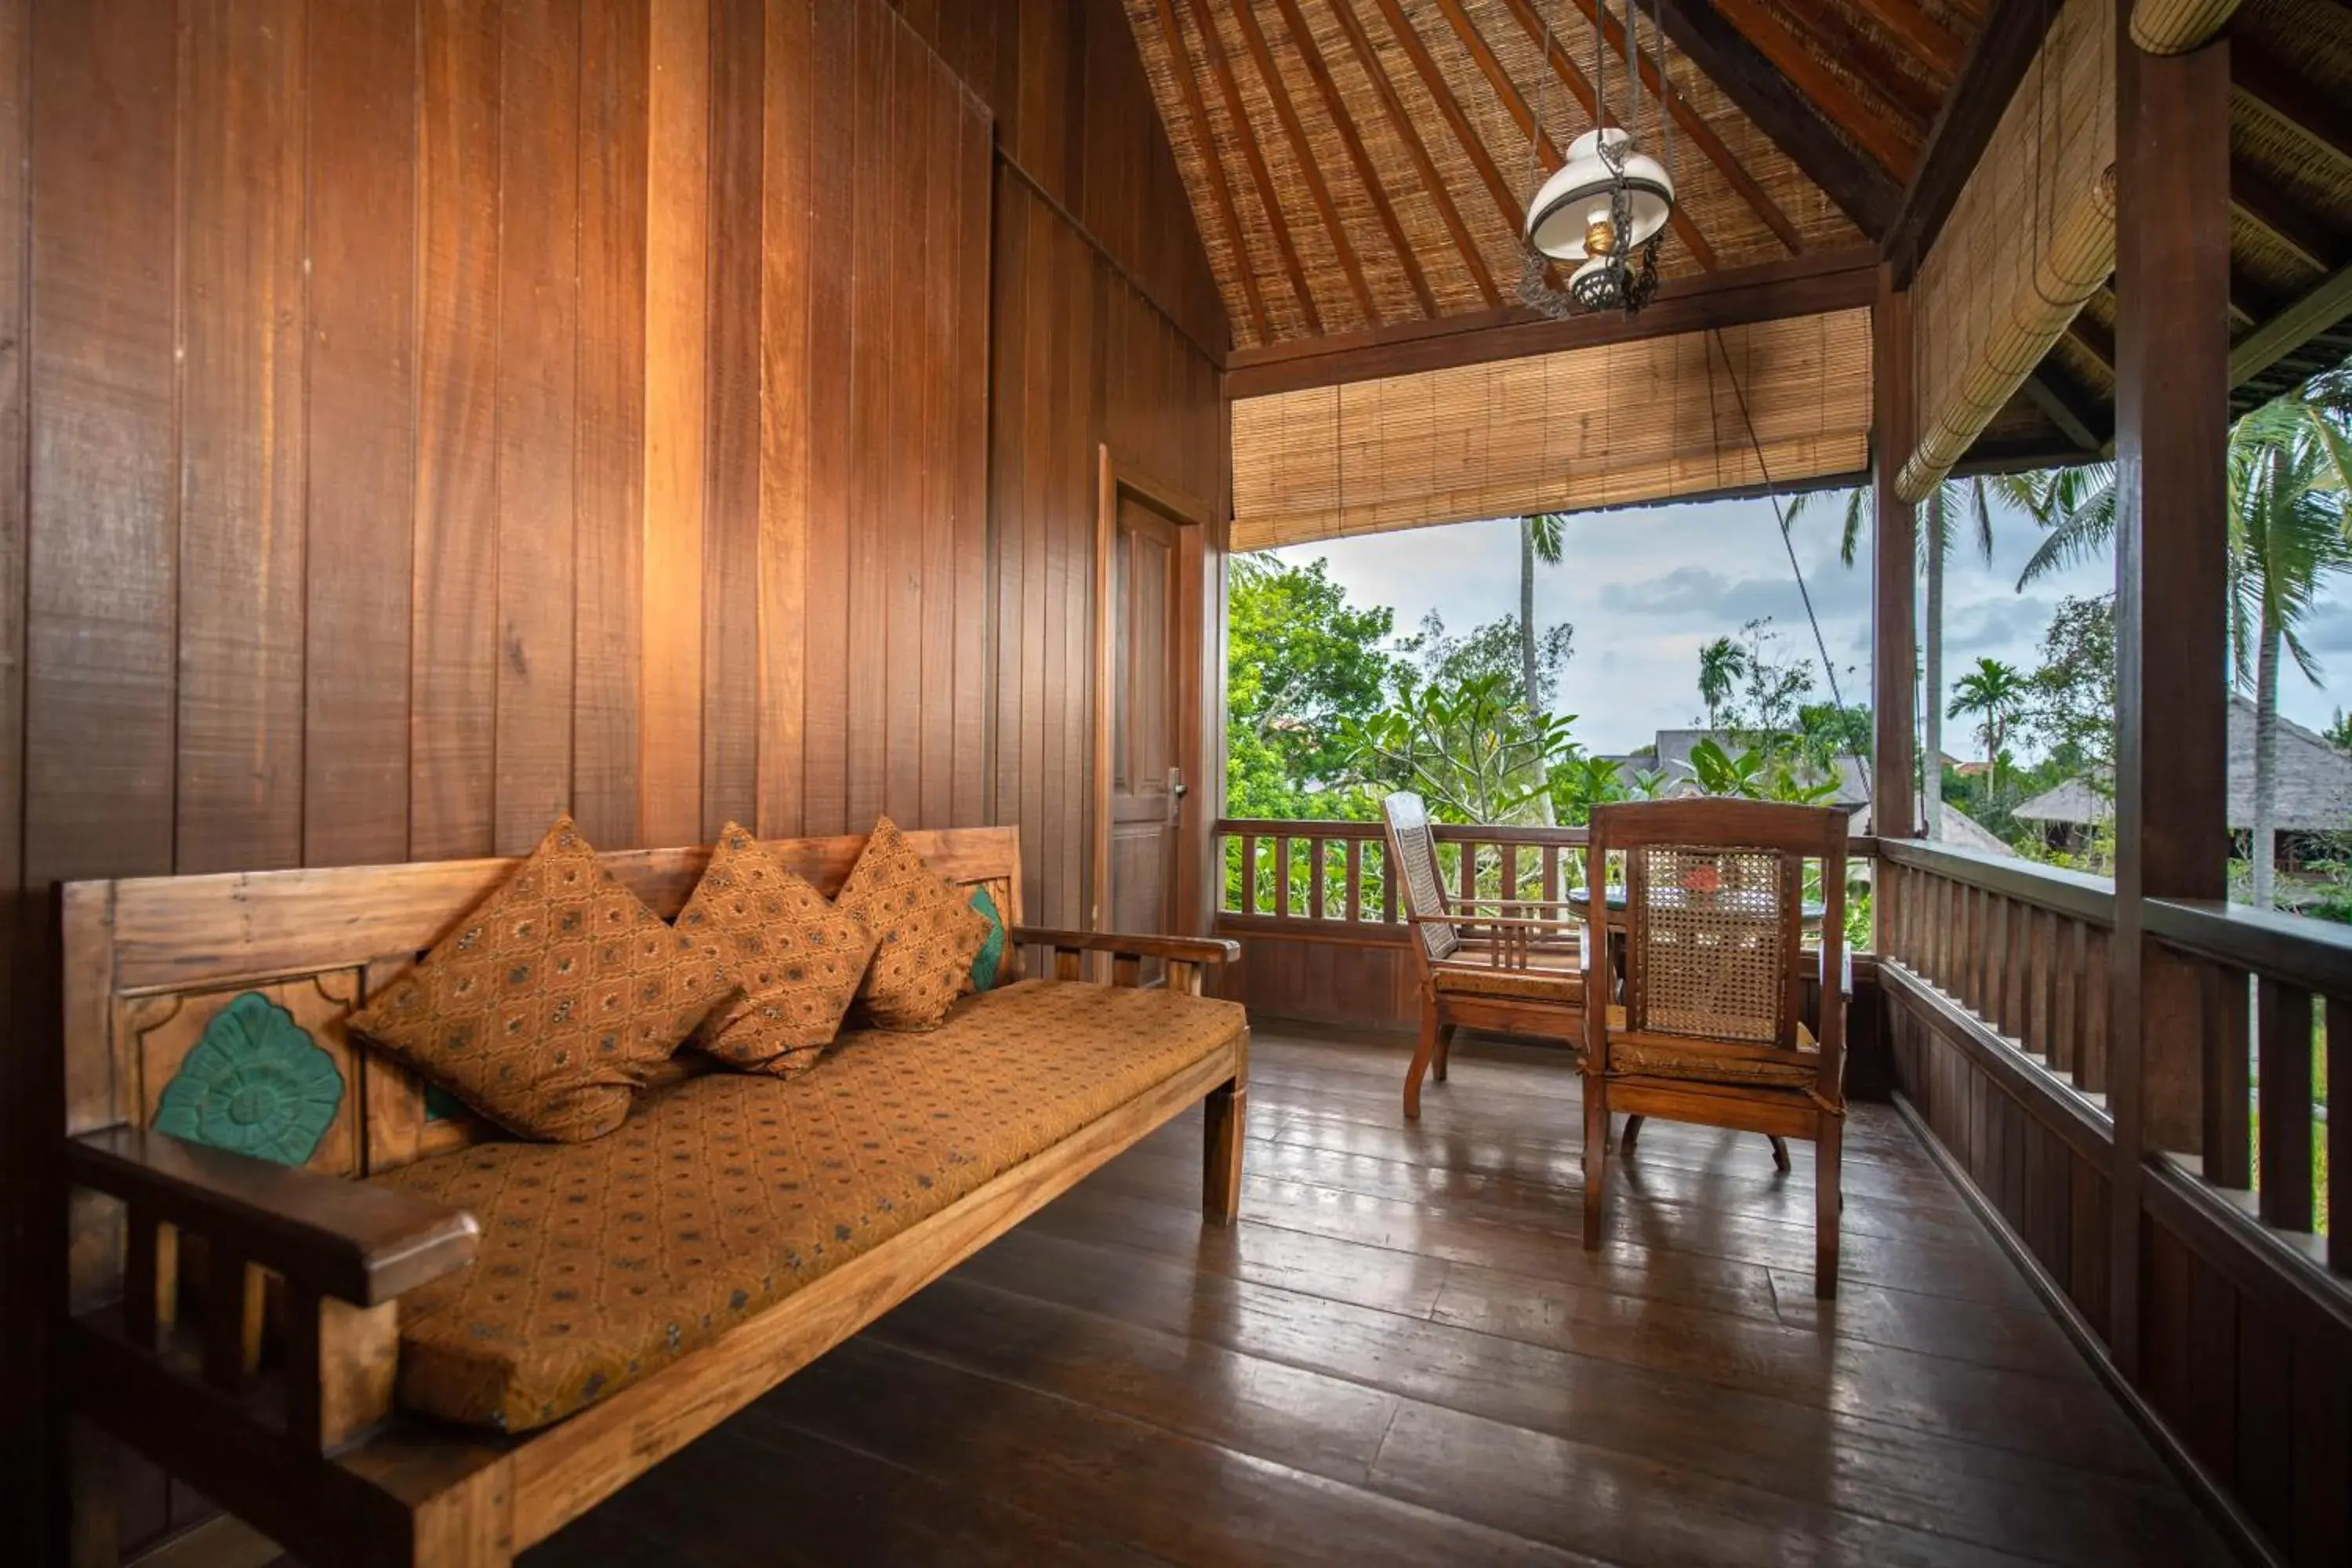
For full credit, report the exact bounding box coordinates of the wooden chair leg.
[1203,1077,1246,1223]
[1618,1112,1644,1154]
[1769,1135,1792,1173]
[68,1419,121,1568]
[1581,1075,1608,1250]
[1432,1022,1457,1083]
[1404,1007,1439,1119]
[1813,1112,1842,1298]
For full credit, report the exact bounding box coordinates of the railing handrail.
[1877,836,2116,928]
[1214,817,1386,840]
[2144,897,2352,999]
[1217,816,1882,857]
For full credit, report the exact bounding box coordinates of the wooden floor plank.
[480,1025,2223,1568]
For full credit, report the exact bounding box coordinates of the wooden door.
[1108,495,1184,942]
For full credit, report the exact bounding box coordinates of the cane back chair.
[1381,792,1588,1118]
[1580,798,1852,1296]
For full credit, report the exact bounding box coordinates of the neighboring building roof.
[2012,696,2352,832]
[1850,798,2018,857]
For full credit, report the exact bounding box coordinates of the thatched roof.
[2013,695,2352,832]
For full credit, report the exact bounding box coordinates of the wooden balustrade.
[2142,898,2349,1272]
[1217,818,1592,935]
[1876,839,2115,1100]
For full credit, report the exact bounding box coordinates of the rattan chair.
[1381,791,1588,1119]
[1580,798,1852,1296]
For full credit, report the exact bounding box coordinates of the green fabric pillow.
[968,887,1007,991]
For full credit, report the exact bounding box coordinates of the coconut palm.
[1948,657,2030,791]
[1784,474,2032,838]
[1519,514,1566,713]
[2226,400,2352,906]
[1697,634,1745,731]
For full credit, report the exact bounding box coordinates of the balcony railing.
[1217,817,1594,934]
[1876,837,2346,1277]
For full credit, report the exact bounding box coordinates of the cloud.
[1274,493,2347,753]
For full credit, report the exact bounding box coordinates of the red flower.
[1681,864,1723,895]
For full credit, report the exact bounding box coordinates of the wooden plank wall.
[0,0,1229,1557]
[1887,997,2352,1565]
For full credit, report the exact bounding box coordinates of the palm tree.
[1948,657,2030,792]
[2226,400,2352,906]
[2021,391,2352,907]
[1519,514,1566,713]
[1697,634,1745,731]
[1784,474,2031,838]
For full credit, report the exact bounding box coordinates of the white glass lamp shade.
[1524,128,1675,260]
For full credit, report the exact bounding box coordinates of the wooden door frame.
[1093,443,1214,943]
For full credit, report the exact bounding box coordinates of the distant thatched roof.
[2013,697,2352,832]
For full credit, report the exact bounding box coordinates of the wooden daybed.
[59,825,1247,1567]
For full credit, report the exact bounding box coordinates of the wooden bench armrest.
[1009,927,1240,965]
[68,1126,479,1306]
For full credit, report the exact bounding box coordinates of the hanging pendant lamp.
[1519,0,1677,318]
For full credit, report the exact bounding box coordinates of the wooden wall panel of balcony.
[0,0,1229,1559]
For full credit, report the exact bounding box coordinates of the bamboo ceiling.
[1119,0,1949,350]
[1230,305,1872,548]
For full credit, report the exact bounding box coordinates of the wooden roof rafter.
[1226,0,1382,322]
[1269,0,1443,317]
[1846,0,1965,79]
[1325,0,1507,306]
[1700,0,1920,179]
[2233,32,2352,169]
[1777,0,1944,131]
[1180,0,1327,333]
[1655,0,1904,234]
[1360,0,1570,293]
[1148,0,1272,340]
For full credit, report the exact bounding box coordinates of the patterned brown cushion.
[676,823,877,1076]
[372,979,1247,1431]
[347,816,731,1142]
[834,816,990,1031]
[1603,1006,1823,1089]
[1429,958,1585,1004]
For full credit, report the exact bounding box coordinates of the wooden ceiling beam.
[2233,34,2352,169]
[2232,158,2348,274]
[1703,0,1918,178]
[1181,0,1324,335]
[1846,0,1965,80]
[1360,0,1566,293]
[1224,245,1878,397]
[2069,307,2114,375]
[1226,0,1379,324]
[1150,0,1271,342]
[2231,260,2352,388]
[1326,0,1504,306]
[1881,0,2056,285]
[1430,0,1719,270]
[1654,0,1902,237]
[1268,0,1438,318]
[1519,0,1806,255]
[2021,366,2108,454]
[1779,0,1940,130]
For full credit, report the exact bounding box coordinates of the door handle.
[1167,767,1187,824]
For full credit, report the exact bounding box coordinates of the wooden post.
[1871,264,1918,844]
[2109,13,2231,1378]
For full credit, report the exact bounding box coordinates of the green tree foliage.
[1338,673,1579,824]
[1225,555,1396,819]
[1948,657,2030,780]
[2026,594,2116,779]
[2328,709,2352,754]
[1400,610,1574,709]
[1697,635,1744,731]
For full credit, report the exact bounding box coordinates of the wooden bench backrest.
[60,826,1025,1250]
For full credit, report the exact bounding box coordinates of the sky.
[1265,492,2351,760]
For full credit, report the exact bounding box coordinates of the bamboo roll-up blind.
[1903,0,2115,503]
[1229,308,1873,552]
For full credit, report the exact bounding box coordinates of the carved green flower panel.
[968,887,1007,992]
[153,992,345,1166]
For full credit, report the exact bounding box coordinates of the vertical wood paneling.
[572,0,648,849]
[27,0,179,888]
[491,0,580,854]
[410,0,501,861]
[844,1,892,829]
[702,0,763,839]
[883,22,928,825]
[916,43,958,829]
[950,98,991,828]
[306,0,416,868]
[176,0,307,876]
[756,0,811,837]
[641,0,708,848]
[798,0,853,836]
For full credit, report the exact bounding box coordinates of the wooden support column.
[2109,13,2231,1378]
[1871,264,1918,847]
